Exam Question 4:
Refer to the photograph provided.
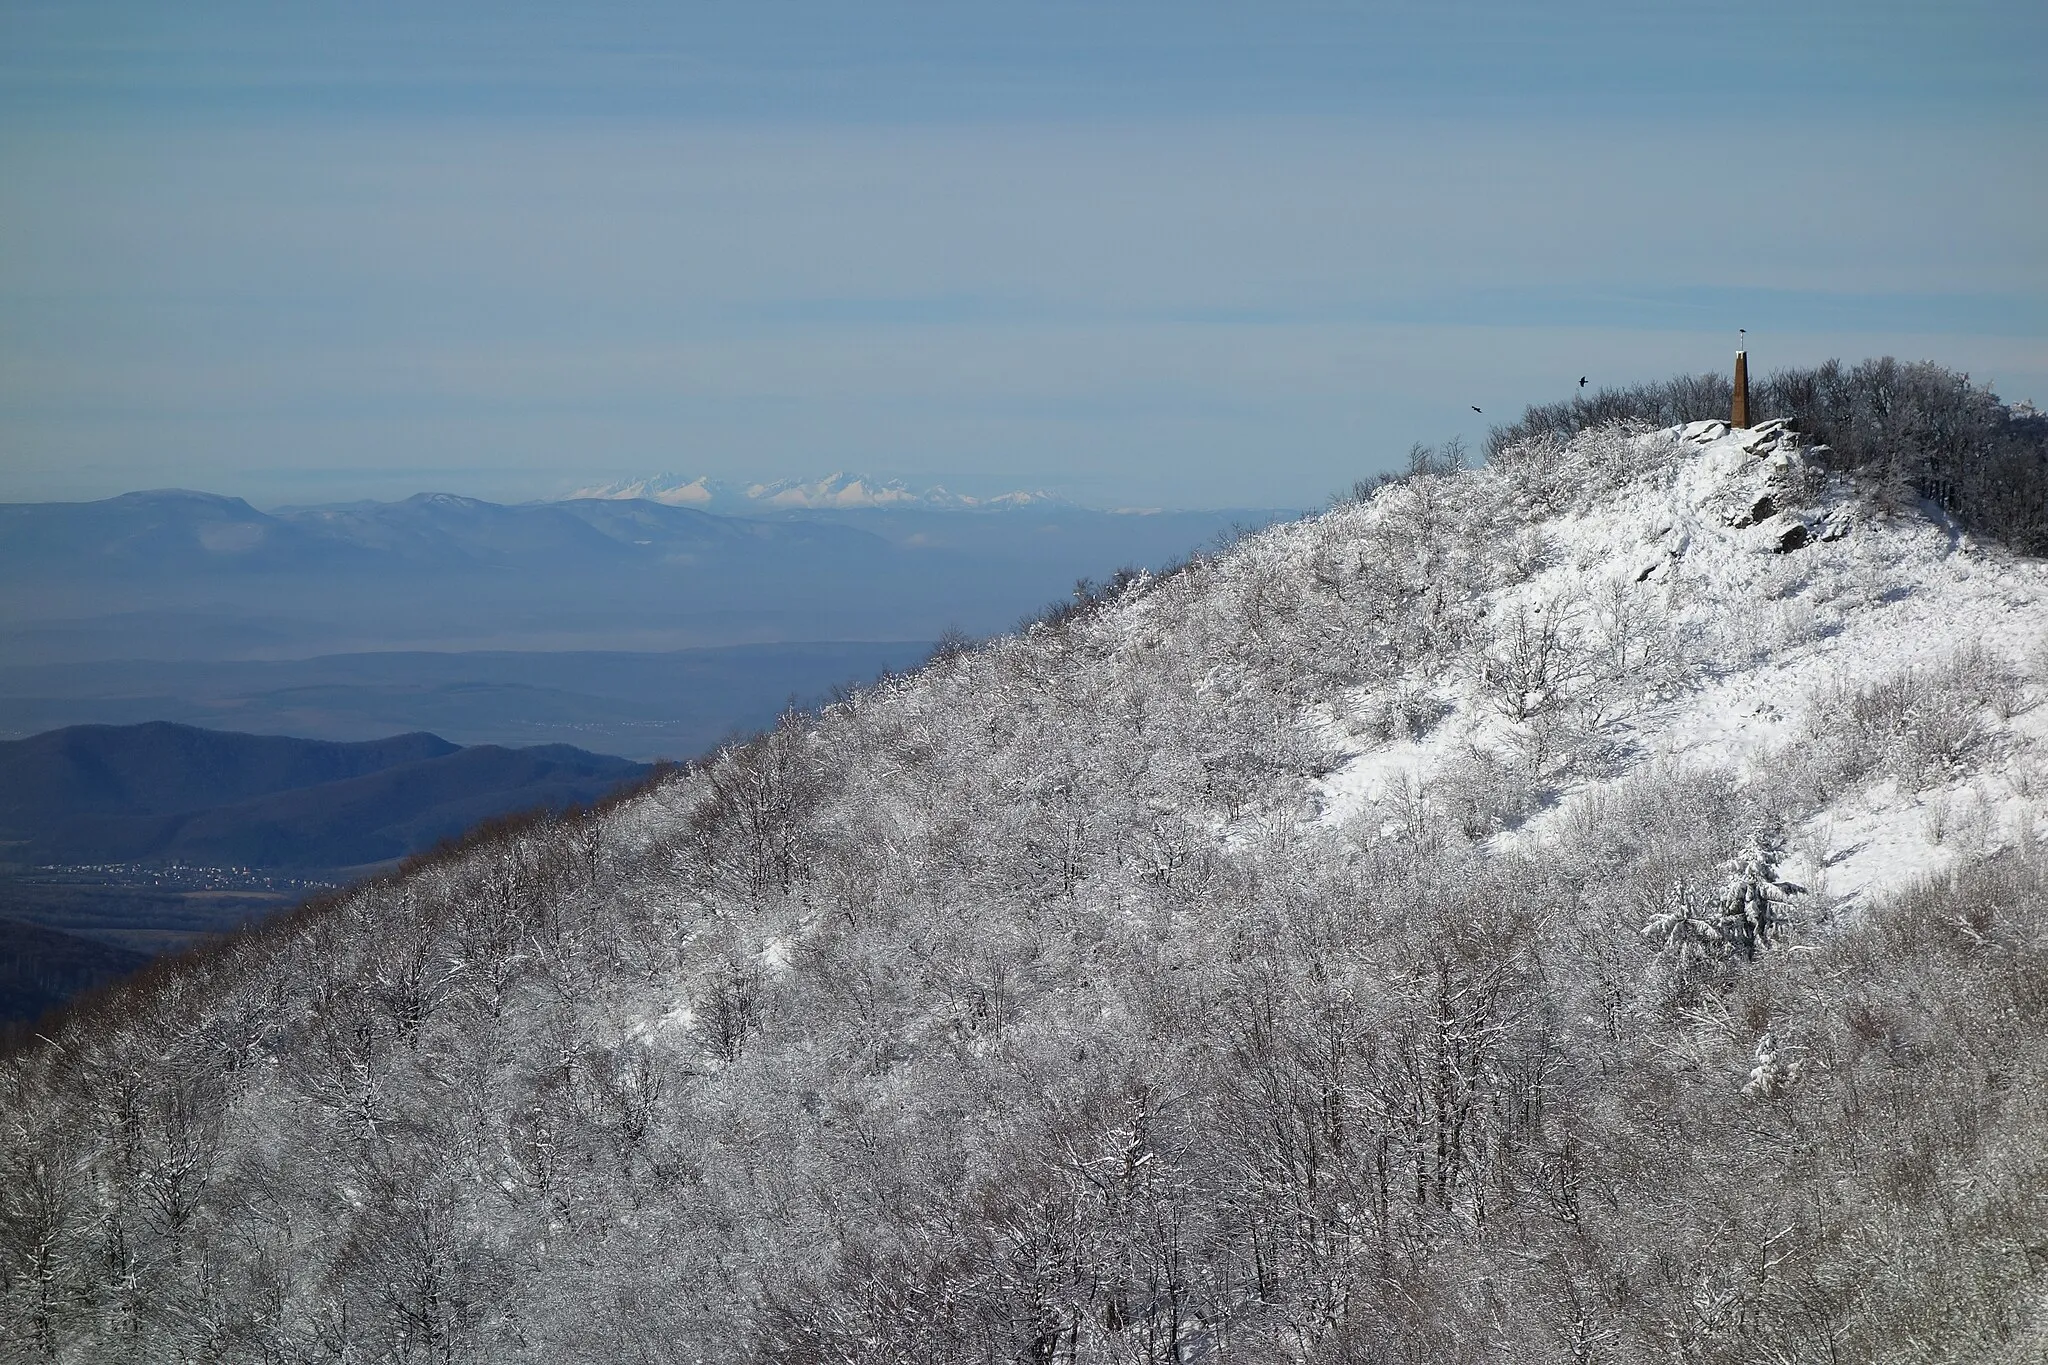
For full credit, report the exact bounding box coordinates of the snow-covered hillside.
[5,418,2045,1364]
[1306,418,2046,907]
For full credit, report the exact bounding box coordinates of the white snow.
[1310,421,2047,912]
[564,470,1061,510]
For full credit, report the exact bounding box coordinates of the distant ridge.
[0,485,1289,667]
[0,918,148,1030]
[0,721,457,833]
[0,721,646,870]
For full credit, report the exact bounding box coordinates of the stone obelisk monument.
[1732,349,1751,428]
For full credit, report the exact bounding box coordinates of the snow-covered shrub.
[2013,804,2042,863]
[1922,790,1954,845]
[1339,438,1468,505]
[1803,658,1993,794]
[1487,430,1578,514]
[1947,785,1995,854]
[1487,421,1680,518]
[1739,1030,1802,1098]
[1948,640,2036,721]
[1640,879,1729,970]
[1578,578,1691,723]
[1356,680,1453,744]
[1433,743,1543,839]
[1474,598,1585,724]
[1762,597,1829,654]
[697,954,765,1063]
[1575,421,1686,497]
[1864,671,1984,783]
[2028,632,2048,684]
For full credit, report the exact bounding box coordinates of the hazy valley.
[0,484,1284,669]
[0,722,650,1024]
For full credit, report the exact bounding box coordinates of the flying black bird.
[1578,376,1588,388]
[1471,405,1483,414]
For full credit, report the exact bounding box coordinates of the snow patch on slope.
[1309,419,2047,912]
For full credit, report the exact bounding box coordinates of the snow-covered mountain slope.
[5,420,2045,1364]
[1305,418,2046,908]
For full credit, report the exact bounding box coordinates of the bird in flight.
[1578,376,1588,388]
[1471,405,1483,414]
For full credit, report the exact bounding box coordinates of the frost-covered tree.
[1717,822,1805,961]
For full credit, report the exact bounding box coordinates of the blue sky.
[2,1,2042,509]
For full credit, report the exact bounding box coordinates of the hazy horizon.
[4,2,2043,510]
[0,470,1302,516]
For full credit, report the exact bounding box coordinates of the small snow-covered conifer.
[1717,823,1805,961]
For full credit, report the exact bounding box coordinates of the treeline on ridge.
[1488,357,2048,553]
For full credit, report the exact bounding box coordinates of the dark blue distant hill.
[0,721,458,833]
[0,721,646,870]
[0,918,149,1032]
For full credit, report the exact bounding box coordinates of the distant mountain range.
[0,487,895,580]
[0,488,1291,665]
[0,721,646,870]
[0,641,933,760]
[564,471,1063,512]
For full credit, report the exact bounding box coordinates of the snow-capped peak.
[744,473,944,509]
[565,474,722,506]
[563,472,1062,512]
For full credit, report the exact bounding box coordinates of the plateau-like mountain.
[559,472,1268,564]
[4,361,2046,1363]
[0,723,460,834]
[0,490,891,578]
